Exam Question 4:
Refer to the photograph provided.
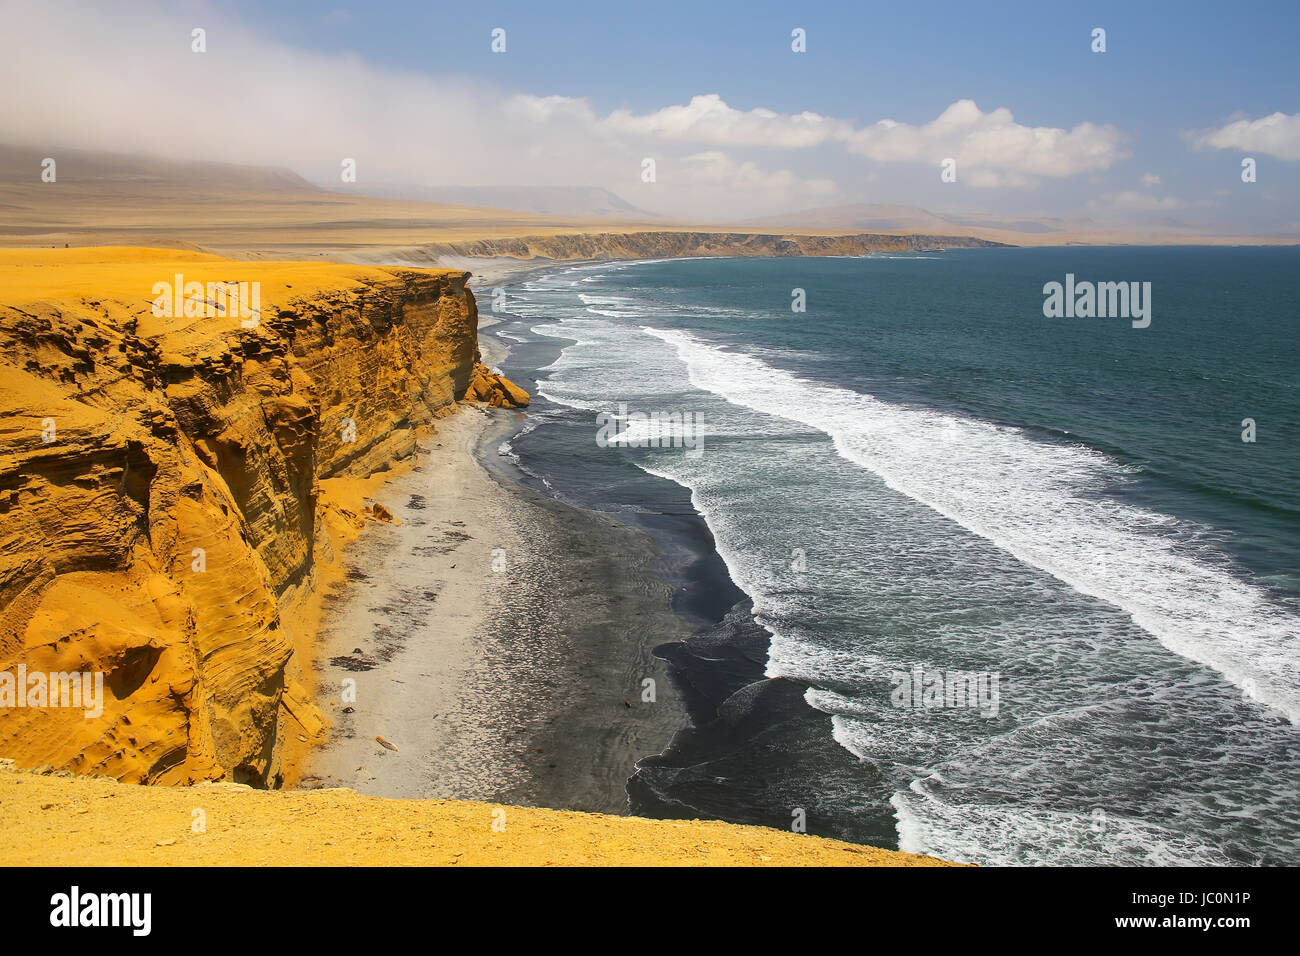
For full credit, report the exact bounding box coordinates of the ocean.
[486,247,1300,866]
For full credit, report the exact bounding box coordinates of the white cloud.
[844,100,1125,185]
[1193,112,1300,161]
[600,94,854,149]
[505,94,598,127]
[591,95,1125,187]
[679,150,836,196]
[1140,172,1162,187]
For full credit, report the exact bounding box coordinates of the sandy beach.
[302,293,694,812]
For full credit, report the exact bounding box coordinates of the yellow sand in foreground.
[0,770,959,867]
[0,246,459,311]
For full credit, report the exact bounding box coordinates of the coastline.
[300,270,695,811]
[0,245,952,867]
[299,253,821,825]
[468,255,906,849]
[0,245,933,859]
[452,247,1300,865]
[263,253,870,828]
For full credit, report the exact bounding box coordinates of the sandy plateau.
[0,765,959,866]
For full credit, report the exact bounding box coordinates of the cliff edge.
[0,764,960,866]
[0,247,527,786]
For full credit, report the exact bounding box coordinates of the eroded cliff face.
[0,248,522,786]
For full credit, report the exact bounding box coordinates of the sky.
[1,0,1297,231]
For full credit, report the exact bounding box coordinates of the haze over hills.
[0,144,994,256]
[0,143,317,194]
[749,203,1099,237]
[0,145,1292,254]
[326,183,660,220]
[747,203,974,235]
[0,143,566,253]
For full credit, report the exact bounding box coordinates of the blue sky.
[229,0,1297,127]
[3,0,1298,231]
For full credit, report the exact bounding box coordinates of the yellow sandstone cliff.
[0,247,526,786]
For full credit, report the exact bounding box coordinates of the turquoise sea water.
[494,247,1300,865]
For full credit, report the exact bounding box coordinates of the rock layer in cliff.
[0,247,487,786]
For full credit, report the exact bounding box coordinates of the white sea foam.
[643,326,1300,725]
[890,786,1236,866]
[576,294,656,319]
[500,270,1300,864]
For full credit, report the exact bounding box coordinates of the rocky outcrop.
[464,363,530,408]
[0,248,526,786]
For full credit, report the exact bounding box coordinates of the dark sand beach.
[307,256,893,843]
[304,260,694,813]
[302,404,696,813]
